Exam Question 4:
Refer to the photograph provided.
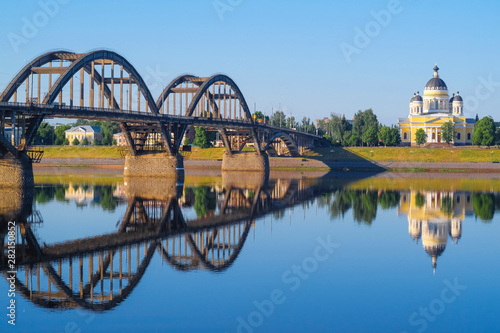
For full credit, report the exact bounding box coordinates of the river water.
[1,171,499,333]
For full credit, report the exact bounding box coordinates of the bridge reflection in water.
[0,173,343,311]
[2,174,498,311]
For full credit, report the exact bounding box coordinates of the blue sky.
[1,0,499,125]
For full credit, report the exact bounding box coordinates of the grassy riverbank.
[39,146,229,160]
[302,147,500,163]
[38,146,500,163]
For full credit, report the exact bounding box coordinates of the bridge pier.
[124,153,184,179]
[0,154,34,188]
[222,152,269,172]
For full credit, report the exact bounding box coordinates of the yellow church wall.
[398,115,474,145]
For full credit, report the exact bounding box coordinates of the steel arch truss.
[0,50,270,157]
[156,74,262,156]
[264,132,300,157]
[0,50,81,153]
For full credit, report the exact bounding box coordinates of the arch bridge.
[0,50,324,185]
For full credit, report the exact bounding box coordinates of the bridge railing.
[0,102,323,139]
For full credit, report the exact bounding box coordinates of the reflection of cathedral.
[398,191,473,273]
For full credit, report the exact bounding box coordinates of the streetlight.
[268,102,274,126]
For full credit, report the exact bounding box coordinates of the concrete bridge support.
[124,153,184,179]
[0,154,34,188]
[221,152,269,172]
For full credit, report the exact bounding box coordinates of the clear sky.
[1,0,499,125]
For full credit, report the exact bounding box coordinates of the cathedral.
[398,65,475,145]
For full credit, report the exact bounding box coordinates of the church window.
[432,133,436,140]
[403,132,408,140]
[467,133,471,140]
[440,101,443,109]
[457,132,461,141]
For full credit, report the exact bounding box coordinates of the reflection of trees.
[97,186,118,212]
[440,195,455,217]
[352,191,378,225]
[325,189,400,224]
[328,191,352,219]
[35,186,55,204]
[54,185,68,203]
[379,191,401,210]
[473,193,495,222]
[415,192,425,208]
[273,209,285,220]
[34,184,120,211]
[193,186,216,218]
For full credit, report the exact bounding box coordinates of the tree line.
[316,109,401,147]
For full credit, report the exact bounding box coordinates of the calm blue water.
[1,173,499,333]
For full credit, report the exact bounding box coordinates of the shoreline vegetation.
[33,146,500,173]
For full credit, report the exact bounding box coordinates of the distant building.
[65,126,103,145]
[3,126,22,146]
[398,65,475,145]
[113,132,126,146]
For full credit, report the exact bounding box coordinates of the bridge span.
[0,50,326,186]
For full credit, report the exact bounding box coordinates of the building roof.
[424,65,448,90]
[425,77,448,90]
[65,126,101,133]
[410,92,423,102]
[453,93,463,102]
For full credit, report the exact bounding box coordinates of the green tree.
[328,113,352,146]
[352,110,365,145]
[34,122,55,145]
[378,126,391,147]
[389,126,401,146]
[63,138,70,145]
[270,111,286,127]
[352,109,378,146]
[253,111,265,121]
[473,116,496,147]
[54,124,71,145]
[89,121,119,145]
[81,137,89,146]
[286,115,297,129]
[441,121,455,145]
[316,119,328,136]
[347,133,360,147]
[72,137,80,146]
[415,128,427,146]
[362,126,378,147]
[193,127,210,148]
